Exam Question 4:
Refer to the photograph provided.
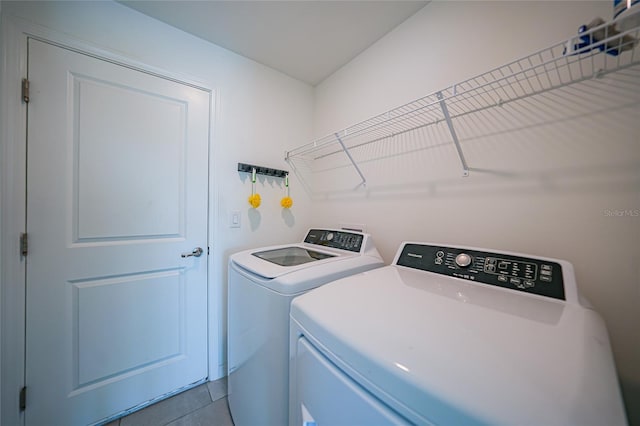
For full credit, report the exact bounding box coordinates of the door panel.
[26,39,210,425]
[72,270,183,387]
[73,74,185,241]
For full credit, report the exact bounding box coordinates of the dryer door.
[292,336,411,426]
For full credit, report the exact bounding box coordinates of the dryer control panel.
[396,244,565,300]
[304,229,364,253]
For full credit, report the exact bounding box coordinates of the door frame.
[0,15,217,426]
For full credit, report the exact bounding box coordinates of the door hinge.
[20,232,28,257]
[22,78,30,103]
[19,386,26,411]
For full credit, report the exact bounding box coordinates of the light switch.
[230,211,241,228]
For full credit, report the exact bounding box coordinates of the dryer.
[289,242,627,426]
[227,228,384,426]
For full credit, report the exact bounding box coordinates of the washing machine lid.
[291,265,626,426]
[231,243,348,279]
[252,246,336,267]
[229,228,383,282]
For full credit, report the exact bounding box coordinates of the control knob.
[455,253,473,268]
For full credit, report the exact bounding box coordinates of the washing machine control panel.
[304,229,364,253]
[397,244,565,300]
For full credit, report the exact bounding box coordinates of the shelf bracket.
[335,133,367,187]
[437,91,469,177]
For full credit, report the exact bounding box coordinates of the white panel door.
[25,39,210,425]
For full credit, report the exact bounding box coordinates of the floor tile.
[166,397,234,426]
[207,377,228,402]
[120,384,212,426]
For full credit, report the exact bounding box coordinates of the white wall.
[1,0,313,403]
[312,1,639,422]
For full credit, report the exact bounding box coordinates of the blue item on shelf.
[565,17,637,56]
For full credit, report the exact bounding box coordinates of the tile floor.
[105,377,233,426]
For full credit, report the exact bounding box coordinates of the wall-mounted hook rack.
[238,163,288,179]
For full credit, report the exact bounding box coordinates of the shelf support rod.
[335,133,367,187]
[437,91,469,177]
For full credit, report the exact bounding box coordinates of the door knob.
[181,247,204,258]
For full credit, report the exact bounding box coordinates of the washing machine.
[227,228,384,426]
[289,242,628,426]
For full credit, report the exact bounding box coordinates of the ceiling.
[118,0,429,85]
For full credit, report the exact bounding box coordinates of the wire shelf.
[285,16,640,180]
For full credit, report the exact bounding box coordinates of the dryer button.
[455,253,472,268]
